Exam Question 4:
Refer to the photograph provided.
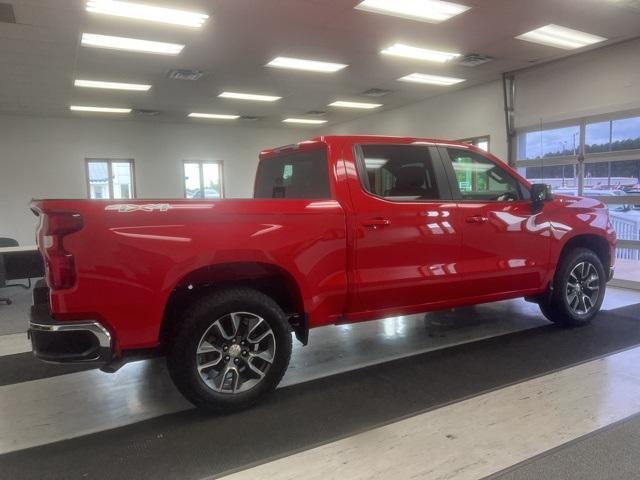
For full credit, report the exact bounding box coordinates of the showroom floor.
[0,286,639,479]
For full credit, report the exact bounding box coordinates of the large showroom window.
[183,161,224,199]
[517,124,581,160]
[85,159,135,200]
[515,112,640,288]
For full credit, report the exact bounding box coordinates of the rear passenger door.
[440,146,551,297]
[348,143,463,314]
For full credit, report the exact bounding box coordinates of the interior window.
[254,148,330,199]
[183,161,223,199]
[447,148,524,201]
[359,145,440,201]
[86,159,135,199]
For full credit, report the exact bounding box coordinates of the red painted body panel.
[339,138,464,316]
[31,135,616,354]
[33,199,348,350]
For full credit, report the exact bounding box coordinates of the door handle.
[465,215,488,224]
[362,217,391,229]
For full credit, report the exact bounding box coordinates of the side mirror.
[531,183,552,212]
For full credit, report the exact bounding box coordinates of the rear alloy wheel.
[168,288,292,412]
[539,247,606,327]
[196,312,276,394]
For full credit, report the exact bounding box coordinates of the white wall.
[323,80,508,161]
[0,115,303,244]
[514,38,640,128]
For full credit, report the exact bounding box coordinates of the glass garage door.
[515,113,640,289]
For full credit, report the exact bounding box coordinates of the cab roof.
[259,135,476,159]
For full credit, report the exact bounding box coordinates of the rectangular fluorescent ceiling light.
[355,0,470,23]
[399,73,465,86]
[266,56,348,73]
[219,91,281,102]
[283,118,327,125]
[188,113,240,120]
[329,100,382,109]
[381,43,460,63]
[86,0,208,28]
[70,105,131,113]
[74,79,151,91]
[81,33,184,55]
[516,24,606,50]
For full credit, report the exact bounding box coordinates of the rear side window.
[254,148,331,199]
[358,145,440,201]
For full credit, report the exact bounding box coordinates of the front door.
[440,146,551,297]
[346,143,463,314]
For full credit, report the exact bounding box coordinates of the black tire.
[167,288,292,412]
[539,247,606,327]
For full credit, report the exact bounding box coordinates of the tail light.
[38,213,84,290]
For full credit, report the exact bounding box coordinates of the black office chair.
[0,237,31,305]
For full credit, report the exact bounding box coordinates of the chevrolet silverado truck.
[29,135,616,411]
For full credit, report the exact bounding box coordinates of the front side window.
[254,148,330,199]
[184,161,223,199]
[358,145,440,201]
[86,159,135,199]
[447,148,525,201]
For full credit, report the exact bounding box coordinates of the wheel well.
[559,235,610,269]
[160,262,306,349]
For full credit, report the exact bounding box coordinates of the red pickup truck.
[29,135,616,411]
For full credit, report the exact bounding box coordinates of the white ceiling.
[1,0,640,128]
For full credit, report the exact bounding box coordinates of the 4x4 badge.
[105,204,171,213]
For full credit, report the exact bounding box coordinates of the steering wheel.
[496,191,518,202]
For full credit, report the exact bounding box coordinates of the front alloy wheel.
[539,247,606,327]
[565,261,600,316]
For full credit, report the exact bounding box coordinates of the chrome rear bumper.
[28,281,112,364]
